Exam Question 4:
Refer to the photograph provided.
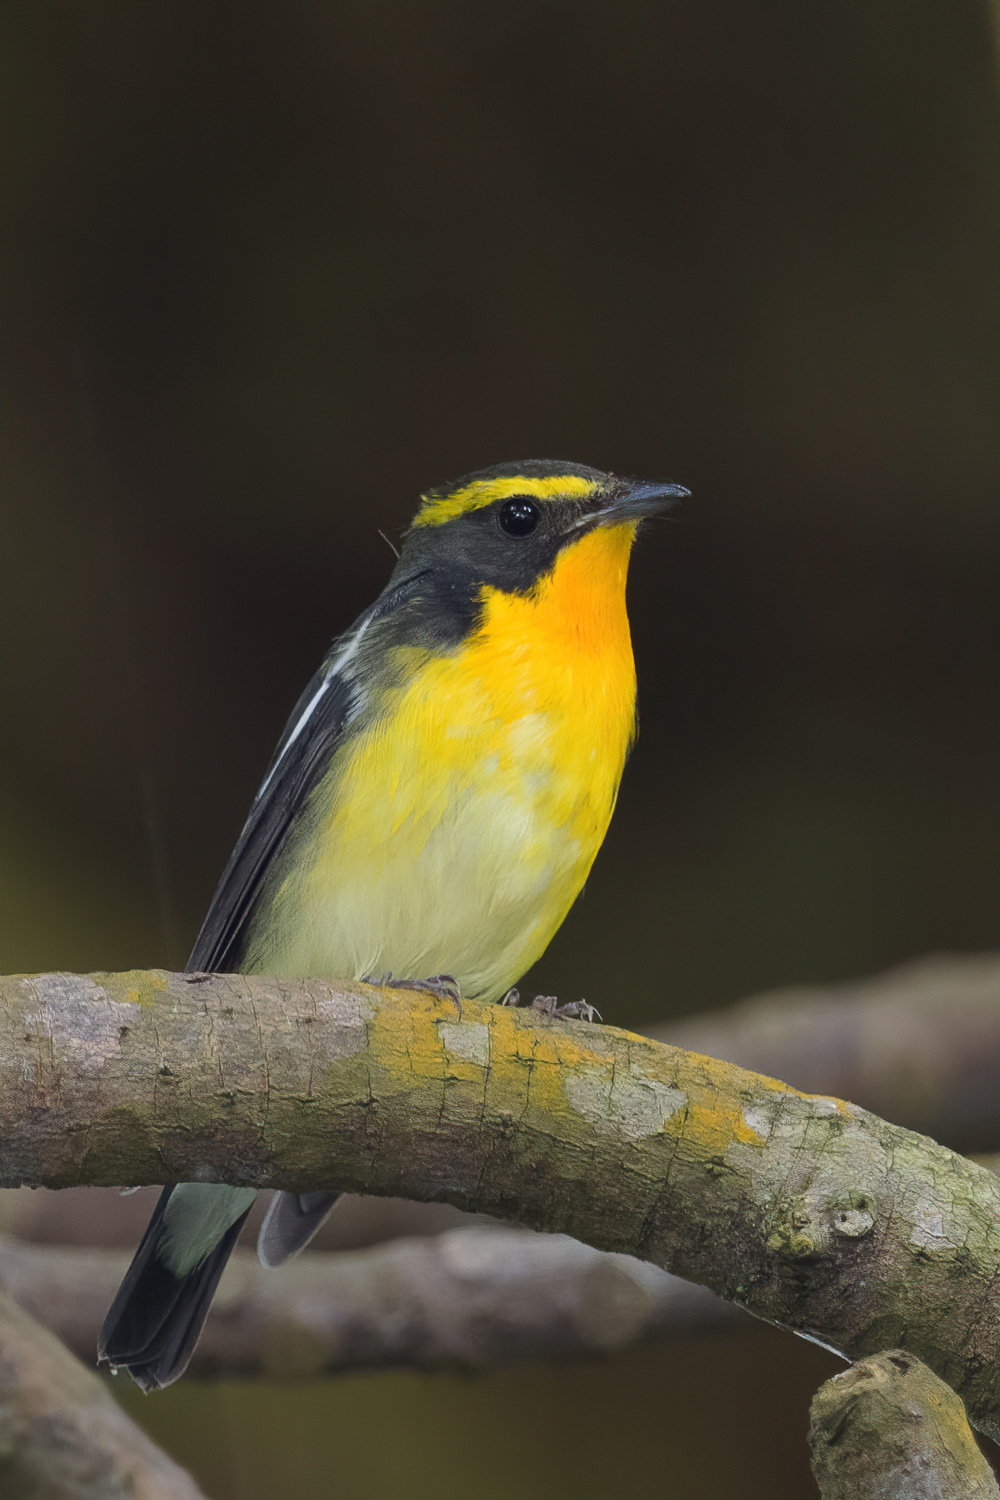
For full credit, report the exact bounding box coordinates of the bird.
[98,458,688,1389]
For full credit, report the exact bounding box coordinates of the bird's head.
[394,460,688,609]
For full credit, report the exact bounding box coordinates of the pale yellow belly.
[244,650,635,1000]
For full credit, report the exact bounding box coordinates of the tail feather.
[257,1190,341,1268]
[99,1185,253,1391]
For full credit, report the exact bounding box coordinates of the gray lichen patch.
[565,1065,687,1141]
[20,974,142,1070]
[908,1193,949,1249]
[438,1022,490,1067]
[310,992,372,1057]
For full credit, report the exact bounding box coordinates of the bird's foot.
[532,995,602,1022]
[498,988,601,1023]
[372,972,462,1016]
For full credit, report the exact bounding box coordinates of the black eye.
[498,497,541,537]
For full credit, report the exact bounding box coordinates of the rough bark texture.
[0,1227,745,1379]
[4,969,1000,1439]
[0,1288,206,1500]
[5,954,1000,1259]
[658,953,1000,1153]
[809,1350,1000,1500]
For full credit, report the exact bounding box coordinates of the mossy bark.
[3,969,1000,1437]
[0,1288,206,1499]
[810,1350,1000,1499]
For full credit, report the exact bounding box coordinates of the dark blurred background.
[2,2,998,1495]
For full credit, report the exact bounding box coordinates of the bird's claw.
[380,972,463,1016]
[497,988,601,1023]
[531,995,601,1022]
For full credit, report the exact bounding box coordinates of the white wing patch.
[253,613,376,803]
[255,677,331,801]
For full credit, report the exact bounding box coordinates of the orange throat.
[475,518,639,695]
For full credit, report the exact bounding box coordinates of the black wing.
[187,572,428,974]
[186,653,357,973]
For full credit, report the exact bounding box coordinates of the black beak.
[598,479,690,524]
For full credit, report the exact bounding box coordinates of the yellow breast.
[460,517,639,848]
[247,523,639,1000]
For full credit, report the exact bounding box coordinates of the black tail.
[257,1190,340,1268]
[98,1185,253,1391]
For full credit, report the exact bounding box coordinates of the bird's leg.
[497,987,601,1023]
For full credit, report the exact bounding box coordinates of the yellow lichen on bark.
[4,969,1000,1439]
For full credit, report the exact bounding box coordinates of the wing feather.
[187,571,428,974]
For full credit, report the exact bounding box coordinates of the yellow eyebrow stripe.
[414,473,600,528]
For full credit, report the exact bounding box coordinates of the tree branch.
[4,968,1000,1439]
[0,1181,476,1251]
[0,1287,207,1499]
[809,1350,1000,1500]
[0,1227,745,1379]
[5,955,1000,1259]
[655,953,1000,1152]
